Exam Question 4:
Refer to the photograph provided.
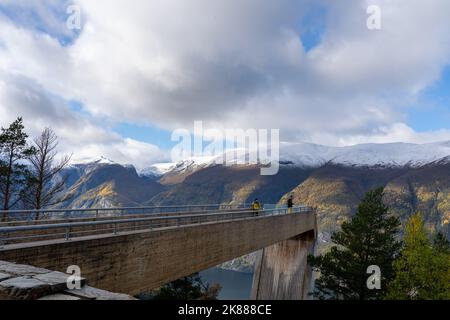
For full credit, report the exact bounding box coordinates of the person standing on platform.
[287,195,294,214]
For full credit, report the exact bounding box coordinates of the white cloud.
[308,123,450,147]
[71,0,450,136]
[0,0,449,160]
[0,73,167,169]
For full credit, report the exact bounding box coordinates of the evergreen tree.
[0,117,35,220]
[152,273,221,300]
[308,187,401,300]
[386,214,450,300]
[433,232,450,253]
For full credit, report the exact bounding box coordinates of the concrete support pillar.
[251,231,315,300]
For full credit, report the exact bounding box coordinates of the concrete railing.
[0,206,311,246]
[0,204,251,223]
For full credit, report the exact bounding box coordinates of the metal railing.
[0,206,312,246]
[0,204,250,224]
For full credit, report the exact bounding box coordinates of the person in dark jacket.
[287,195,294,213]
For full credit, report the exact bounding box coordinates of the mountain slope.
[148,159,450,256]
[384,161,450,235]
[148,165,313,205]
[278,163,450,253]
[48,144,450,272]
[57,143,450,243]
[58,162,165,208]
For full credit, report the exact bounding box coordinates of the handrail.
[0,204,248,215]
[0,207,309,233]
[0,206,312,246]
[0,207,255,226]
[0,204,251,223]
[0,210,254,232]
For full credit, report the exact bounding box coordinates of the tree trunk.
[2,145,14,222]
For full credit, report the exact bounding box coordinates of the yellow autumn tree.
[386,213,450,300]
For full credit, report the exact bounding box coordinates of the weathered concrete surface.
[0,212,316,296]
[251,231,316,300]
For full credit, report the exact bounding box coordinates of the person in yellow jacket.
[251,198,261,216]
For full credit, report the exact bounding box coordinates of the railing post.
[0,232,4,249]
[65,227,70,241]
[113,223,118,235]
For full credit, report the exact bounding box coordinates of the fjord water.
[200,268,253,300]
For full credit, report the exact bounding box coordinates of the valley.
[48,142,450,271]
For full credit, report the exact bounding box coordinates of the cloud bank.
[0,0,450,166]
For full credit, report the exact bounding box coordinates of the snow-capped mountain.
[70,156,117,166]
[139,141,450,177]
[51,141,449,248]
[66,142,450,179]
[139,155,227,177]
[139,163,178,177]
[280,141,450,168]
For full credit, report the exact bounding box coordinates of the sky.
[0,0,449,169]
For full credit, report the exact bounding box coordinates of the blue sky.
[113,123,176,150]
[298,3,327,52]
[1,0,450,167]
[409,66,450,132]
[0,1,80,46]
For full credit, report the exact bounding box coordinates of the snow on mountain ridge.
[139,162,178,177]
[72,142,450,177]
[281,141,450,168]
[70,156,117,166]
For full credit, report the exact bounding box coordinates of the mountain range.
[141,141,450,176]
[54,142,450,270]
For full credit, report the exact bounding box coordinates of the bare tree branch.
[22,128,72,219]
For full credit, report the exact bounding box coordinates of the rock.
[66,286,137,300]
[0,261,136,300]
[0,276,51,300]
[0,273,12,282]
[0,262,50,276]
[38,294,81,300]
[219,252,257,273]
[33,271,86,293]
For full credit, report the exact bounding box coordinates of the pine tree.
[0,117,36,220]
[433,232,450,253]
[386,214,450,300]
[308,187,401,300]
[152,273,221,300]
